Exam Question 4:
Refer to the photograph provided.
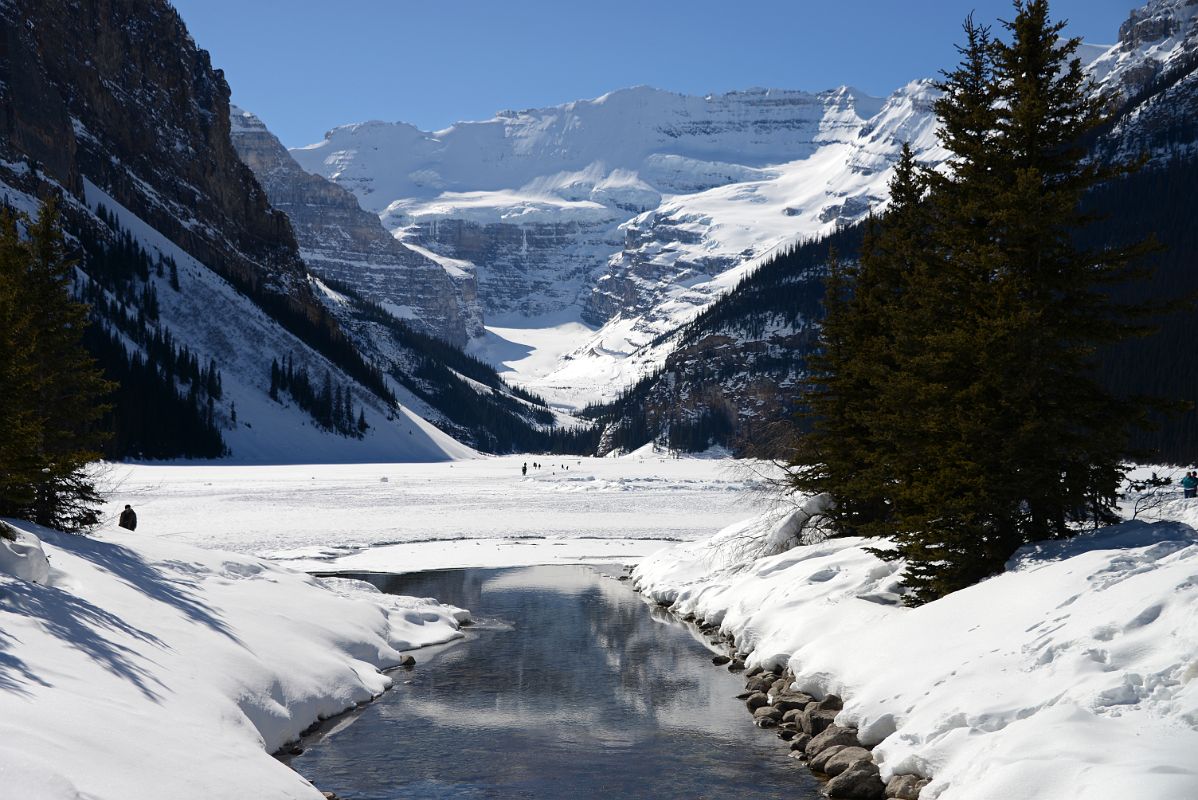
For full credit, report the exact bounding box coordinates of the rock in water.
[809,744,849,773]
[826,761,886,799]
[805,725,861,758]
[823,746,872,777]
[745,692,770,711]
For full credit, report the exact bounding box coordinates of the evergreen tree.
[984,0,1155,540]
[791,146,929,538]
[796,2,1158,604]
[0,209,42,511]
[0,199,113,529]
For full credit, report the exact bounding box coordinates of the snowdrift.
[634,507,1198,800]
[0,520,467,800]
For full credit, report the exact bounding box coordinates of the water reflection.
[290,566,818,799]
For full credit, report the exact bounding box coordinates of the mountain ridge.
[291,79,944,408]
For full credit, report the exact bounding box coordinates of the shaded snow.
[0,520,466,800]
[81,180,476,464]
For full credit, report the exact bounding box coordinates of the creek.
[284,565,820,799]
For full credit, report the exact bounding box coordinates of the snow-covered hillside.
[86,179,475,463]
[292,83,943,407]
[1,168,472,463]
[0,0,483,463]
[290,0,1194,411]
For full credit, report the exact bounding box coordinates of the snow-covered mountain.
[291,0,1195,415]
[1091,0,1198,92]
[293,83,943,407]
[0,0,492,462]
[1091,0,1198,164]
[578,0,1198,458]
[229,107,483,347]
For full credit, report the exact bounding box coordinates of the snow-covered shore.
[633,502,1198,800]
[0,520,467,800]
[6,454,1196,800]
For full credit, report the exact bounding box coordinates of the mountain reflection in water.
[287,565,820,799]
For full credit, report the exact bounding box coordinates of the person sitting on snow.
[118,504,138,531]
[1181,472,1198,499]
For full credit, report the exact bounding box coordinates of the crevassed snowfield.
[97,452,763,571]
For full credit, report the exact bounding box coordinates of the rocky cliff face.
[402,215,621,319]
[229,107,481,345]
[0,0,326,319]
[1092,0,1198,163]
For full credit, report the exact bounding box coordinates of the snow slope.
[633,502,1198,800]
[293,83,944,407]
[0,519,467,800]
[78,179,475,464]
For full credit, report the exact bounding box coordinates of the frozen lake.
[99,455,769,572]
[283,565,821,799]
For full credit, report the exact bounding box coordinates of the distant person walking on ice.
[1183,472,1198,499]
[118,504,138,531]
[522,463,527,477]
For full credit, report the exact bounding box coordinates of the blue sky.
[171,0,1139,148]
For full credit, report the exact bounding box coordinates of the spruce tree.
[26,200,111,528]
[0,199,113,529]
[986,0,1154,539]
[0,209,42,511]
[797,2,1158,604]
[791,145,929,538]
[871,15,1025,602]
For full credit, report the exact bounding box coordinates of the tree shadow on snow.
[0,627,51,696]
[1010,520,1198,567]
[41,528,243,645]
[0,580,168,700]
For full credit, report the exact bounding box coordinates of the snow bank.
[634,509,1198,799]
[0,524,50,584]
[0,520,467,800]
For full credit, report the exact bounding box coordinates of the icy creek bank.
[0,520,468,800]
[633,503,1198,800]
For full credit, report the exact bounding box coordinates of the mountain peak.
[1089,0,1198,93]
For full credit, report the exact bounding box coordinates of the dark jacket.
[118,508,137,531]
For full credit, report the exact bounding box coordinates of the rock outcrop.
[1091,0,1198,164]
[0,0,320,320]
[229,107,481,345]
